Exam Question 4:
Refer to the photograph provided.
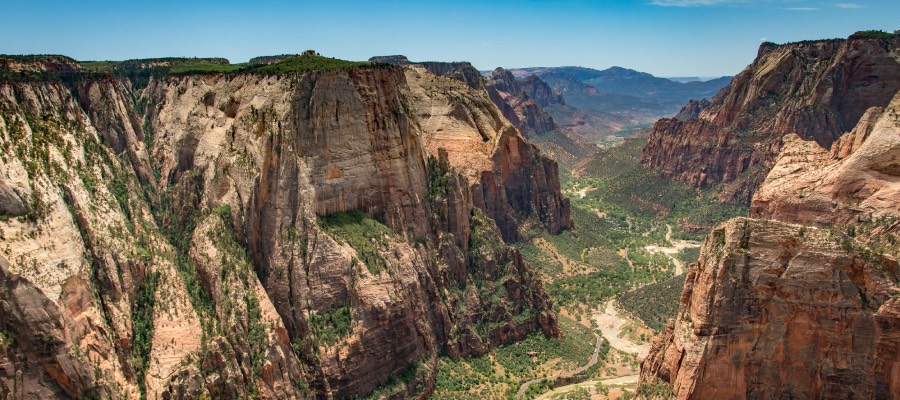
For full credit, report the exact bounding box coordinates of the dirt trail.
[643,224,701,275]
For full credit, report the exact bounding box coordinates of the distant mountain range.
[483,66,731,139]
[504,66,730,104]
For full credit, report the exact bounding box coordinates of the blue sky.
[1,0,897,76]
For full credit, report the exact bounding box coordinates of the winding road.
[519,224,697,399]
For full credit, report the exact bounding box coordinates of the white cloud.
[760,37,768,41]
[835,3,862,8]
[786,7,819,10]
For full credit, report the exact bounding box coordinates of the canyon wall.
[0,56,566,399]
[639,48,900,399]
[641,33,900,204]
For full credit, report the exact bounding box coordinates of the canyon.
[638,32,900,400]
[641,32,900,204]
[0,54,570,399]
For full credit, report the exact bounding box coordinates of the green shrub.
[309,306,352,346]
[319,210,395,274]
[132,271,160,399]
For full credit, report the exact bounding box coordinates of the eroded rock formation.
[639,37,900,399]
[640,218,899,399]
[641,33,900,204]
[750,92,900,226]
[485,67,558,137]
[0,55,565,399]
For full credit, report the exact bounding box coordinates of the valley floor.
[432,134,743,399]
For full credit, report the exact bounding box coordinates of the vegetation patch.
[319,210,396,275]
[360,359,430,400]
[616,274,685,332]
[309,306,352,346]
[434,316,596,399]
[574,138,745,240]
[132,271,160,399]
[0,330,14,351]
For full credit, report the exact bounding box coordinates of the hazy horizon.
[1,0,898,77]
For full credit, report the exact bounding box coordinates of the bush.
[309,306,352,346]
[319,210,396,274]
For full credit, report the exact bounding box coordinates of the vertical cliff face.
[0,57,564,399]
[405,66,573,242]
[485,68,559,137]
[639,54,900,400]
[641,218,899,400]
[641,33,900,204]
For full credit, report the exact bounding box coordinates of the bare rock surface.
[0,56,565,399]
[640,218,899,400]
[751,91,900,226]
[642,33,900,204]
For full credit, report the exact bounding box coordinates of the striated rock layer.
[640,218,900,400]
[641,33,900,204]
[640,55,900,399]
[485,67,558,137]
[0,56,565,399]
[404,65,573,242]
[750,91,900,226]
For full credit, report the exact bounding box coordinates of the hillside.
[641,32,900,204]
[0,54,569,399]
[639,40,900,400]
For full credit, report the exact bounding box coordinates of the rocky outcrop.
[368,55,487,90]
[750,92,900,227]
[639,44,900,399]
[519,75,565,108]
[640,218,900,400]
[481,68,596,169]
[674,99,709,122]
[405,66,573,242]
[0,56,564,399]
[641,32,900,204]
[485,68,558,137]
[367,55,410,65]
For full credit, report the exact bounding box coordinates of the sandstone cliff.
[640,218,899,399]
[485,67,558,137]
[0,55,565,399]
[404,66,573,242]
[750,91,900,227]
[482,68,597,169]
[641,32,900,204]
[639,40,900,398]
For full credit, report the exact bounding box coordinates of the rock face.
[641,33,900,204]
[673,99,709,122]
[519,75,565,108]
[485,67,558,137]
[750,91,900,226]
[641,218,899,400]
[405,66,573,242]
[640,45,900,399]
[0,56,564,399]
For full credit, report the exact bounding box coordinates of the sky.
[1,0,897,77]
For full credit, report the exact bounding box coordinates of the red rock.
[641,34,900,204]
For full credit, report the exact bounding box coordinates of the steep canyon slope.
[0,55,568,399]
[641,32,900,204]
[639,55,900,400]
